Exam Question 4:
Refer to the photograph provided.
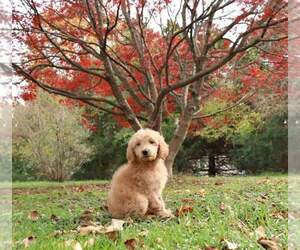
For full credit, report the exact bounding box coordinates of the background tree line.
[12,87,287,181]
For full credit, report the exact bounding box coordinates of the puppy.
[107,128,172,219]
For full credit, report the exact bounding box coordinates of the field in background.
[12,175,288,249]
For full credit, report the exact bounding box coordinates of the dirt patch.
[13,183,111,196]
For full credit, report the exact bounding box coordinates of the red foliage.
[14,0,287,130]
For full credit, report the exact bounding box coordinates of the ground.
[12,175,288,249]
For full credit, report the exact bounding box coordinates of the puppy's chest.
[135,170,166,191]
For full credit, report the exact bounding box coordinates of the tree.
[230,112,287,173]
[12,0,288,176]
[13,90,93,181]
[74,112,133,179]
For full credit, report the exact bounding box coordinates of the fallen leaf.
[105,231,120,241]
[77,225,104,236]
[260,193,269,200]
[28,211,40,221]
[137,230,149,237]
[215,180,225,186]
[53,230,64,237]
[257,193,270,203]
[79,209,93,226]
[84,238,95,247]
[255,226,266,239]
[221,239,239,250]
[270,210,288,219]
[258,238,280,250]
[105,219,125,232]
[175,205,193,217]
[73,242,83,250]
[236,220,250,235]
[181,198,195,203]
[198,189,206,197]
[204,246,219,250]
[65,240,83,250]
[50,214,59,222]
[65,239,74,246]
[124,238,137,250]
[102,219,126,240]
[73,186,85,192]
[257,178,271,185]
[219,202,226,214]
[23,236,35,248]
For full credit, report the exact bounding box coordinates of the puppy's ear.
[126,141,136,162]
[158,135,169,160]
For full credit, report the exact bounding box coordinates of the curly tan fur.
[107,129,172,219]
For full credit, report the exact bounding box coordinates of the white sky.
[1,0,260,101]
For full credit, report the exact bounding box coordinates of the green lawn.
[12,175,288,249]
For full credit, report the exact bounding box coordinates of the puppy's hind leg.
[119,193,149,219]
[147,195,173,218]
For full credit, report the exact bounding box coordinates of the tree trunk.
[208,154,216,177]
[165,110,192,177]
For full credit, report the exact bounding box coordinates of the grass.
[11,175,288,249]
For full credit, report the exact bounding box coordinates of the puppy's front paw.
[158,209,174,218]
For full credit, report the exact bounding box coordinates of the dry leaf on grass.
[53,230,65,237]
[23,236,35,248]
[65,240,83,250]
[124,238,138,250]
[204,246,219,250]
[77,218,125,240]
[73,242,83,250]
[255,226,266,239]
[181,198,195,204]
[138,230,149,237]
[270,210,288,219]
[79,209,94,226]
[28,210,40,221]
[105,219,125,232]
[219,202,226,214]
[257,193,269,203]
[175,205,193,217]
[50,214,59,222]
[84,238,95,247]
[258,238,280,250]
[257,178,271,185]
[221,239,239,250]
[198,189,207,197]
[215,180,225,186]
[103,219,125,240]
[255,226,280,250]
[73,186,85,192]
[106,231,120,241]
[77,225,104,236]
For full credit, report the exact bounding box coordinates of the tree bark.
[165,108,193,177]
[208,154,216,177]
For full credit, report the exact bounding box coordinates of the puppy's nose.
[142,150,148,156]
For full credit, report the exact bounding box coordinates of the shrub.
[13,90,93,181]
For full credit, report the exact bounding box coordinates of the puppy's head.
[126,129,169,163]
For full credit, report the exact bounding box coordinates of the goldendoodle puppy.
[107,128,172,219]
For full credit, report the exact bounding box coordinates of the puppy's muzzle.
[142,150,149,156]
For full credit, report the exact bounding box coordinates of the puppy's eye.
[136,142,141,147]
[149,139,155,144]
